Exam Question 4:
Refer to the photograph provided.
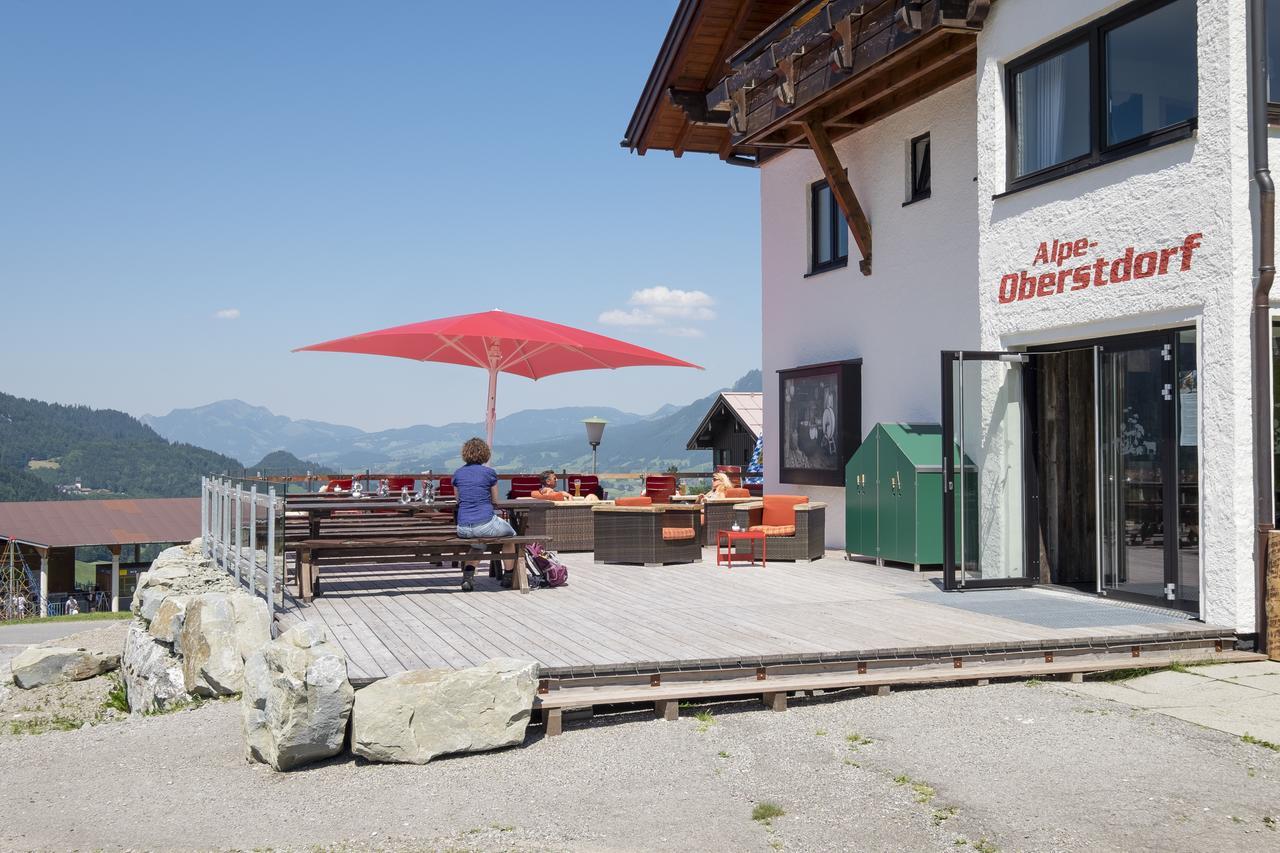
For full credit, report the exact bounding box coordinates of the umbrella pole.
[485,366,498,448]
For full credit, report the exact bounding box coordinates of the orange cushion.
[724,488,750,498]
[536,491,568,502]
[749,524,796,537]
[762,495,808,527]
[615,496,653,507]
[661,527,695,541]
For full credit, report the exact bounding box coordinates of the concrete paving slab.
[1159,695,1280,744]
[1221,673,1280,695]
[1116,670,1207,695]
[1187,661,1280,678]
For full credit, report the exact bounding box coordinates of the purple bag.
[526,542,569,588]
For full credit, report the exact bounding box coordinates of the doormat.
[904,588,1197,630]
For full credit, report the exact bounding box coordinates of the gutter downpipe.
[1249,0,1275,655]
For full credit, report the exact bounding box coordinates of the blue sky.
[0,2,760,432]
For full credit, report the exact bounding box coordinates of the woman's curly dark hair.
[461,437,491,465]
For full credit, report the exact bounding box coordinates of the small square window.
[809,180,848,274]
[909,132,931,203]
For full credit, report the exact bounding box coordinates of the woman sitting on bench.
[453,437,516,592]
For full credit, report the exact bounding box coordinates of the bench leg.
[655,699,678,721]
[544,707,563,737]
[512,546,529,593]
[869,685,891,697]
[762,691,787,712]
[299,554,315,603]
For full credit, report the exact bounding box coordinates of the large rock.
[121,620,187,713]
[131,541,238,620]
[351,658,538,764]
[148,595,189,645]
[230,594,271,660]
[242,623,354,771]
[11,646,120,689]
[179,593,245,696]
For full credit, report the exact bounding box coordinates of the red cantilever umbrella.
[294,310,702,446]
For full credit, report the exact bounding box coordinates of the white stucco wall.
[760,78,980,548]
[976,0,1257,630]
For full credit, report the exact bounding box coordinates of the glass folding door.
[942,352,1034,589]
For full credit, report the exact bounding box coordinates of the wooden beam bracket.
[799,119,872,275]
[667,88,730,126]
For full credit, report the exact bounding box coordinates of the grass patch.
[843,759,859,767]
[972,840,998,853]
[1023,678,1042,687]
[1242,733,1280,752]
[1,611,131,627]
[752,802,785,824]
[893,773,911,785]
[845,732,872,747]
[8,716,83,736]
[932,806,957,826]
[815,728,827,736]
[911,782,936,804]
[693,709,715,732]
[1094,667,1157,682]
[1263,815,1276,831]
[102,674,130,714]
[717,750,731,759]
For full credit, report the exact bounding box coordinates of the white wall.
[976,0,1256,630]
[760,78,981,548]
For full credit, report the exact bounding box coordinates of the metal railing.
[201,476,283,631]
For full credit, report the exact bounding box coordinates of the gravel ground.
[2,677,1278,852]
[0,620,131,735]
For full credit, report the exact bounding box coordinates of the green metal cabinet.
[844,423,947,569]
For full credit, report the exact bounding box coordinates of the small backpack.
[526,542,569,588]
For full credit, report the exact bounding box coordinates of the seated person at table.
[534,470,569,501]
[698,472,733,503]
[454,437,516,592]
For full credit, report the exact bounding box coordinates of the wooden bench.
[293,534,549,601]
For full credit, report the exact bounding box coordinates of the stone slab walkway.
[1059,660,1280,743]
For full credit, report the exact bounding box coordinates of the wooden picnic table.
[286,498,458,539]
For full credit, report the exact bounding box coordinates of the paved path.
[2,678,1278,851]
[1060,660,1280,742]
[0,620,114,668]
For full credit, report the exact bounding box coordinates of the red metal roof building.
[0,498,199,616]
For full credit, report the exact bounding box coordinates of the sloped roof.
[0,498,200,549]
[687,392,764,449]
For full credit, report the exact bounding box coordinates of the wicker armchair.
[732,496,826,561]
[593,504,702,565]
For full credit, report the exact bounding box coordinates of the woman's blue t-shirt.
[453,463,498,526]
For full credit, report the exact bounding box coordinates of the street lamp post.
[582,417,607,475]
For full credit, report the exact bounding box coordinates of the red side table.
[717,529,766,568]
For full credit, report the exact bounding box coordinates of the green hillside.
[0,392,245,500]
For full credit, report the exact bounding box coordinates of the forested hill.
[0,392,244,500]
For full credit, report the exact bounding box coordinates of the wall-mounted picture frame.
[778,358,862,486]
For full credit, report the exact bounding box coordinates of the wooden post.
[545,707,563,737]
[762,691,787,712]
[655,699,679,721]
[110,545,121,613]
[1267,532,1280,660]
[800,119,872,275]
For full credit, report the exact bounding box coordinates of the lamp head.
[583,416,607,446]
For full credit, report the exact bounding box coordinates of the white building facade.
[627,0,1276,639]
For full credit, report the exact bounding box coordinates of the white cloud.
[598,287,715,330]
[597,308,660,327]
[213,308,241,320]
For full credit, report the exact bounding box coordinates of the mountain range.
[145,370,763,474]
[0,392,244,501]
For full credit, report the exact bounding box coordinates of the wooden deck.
[275,551,1230,685]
